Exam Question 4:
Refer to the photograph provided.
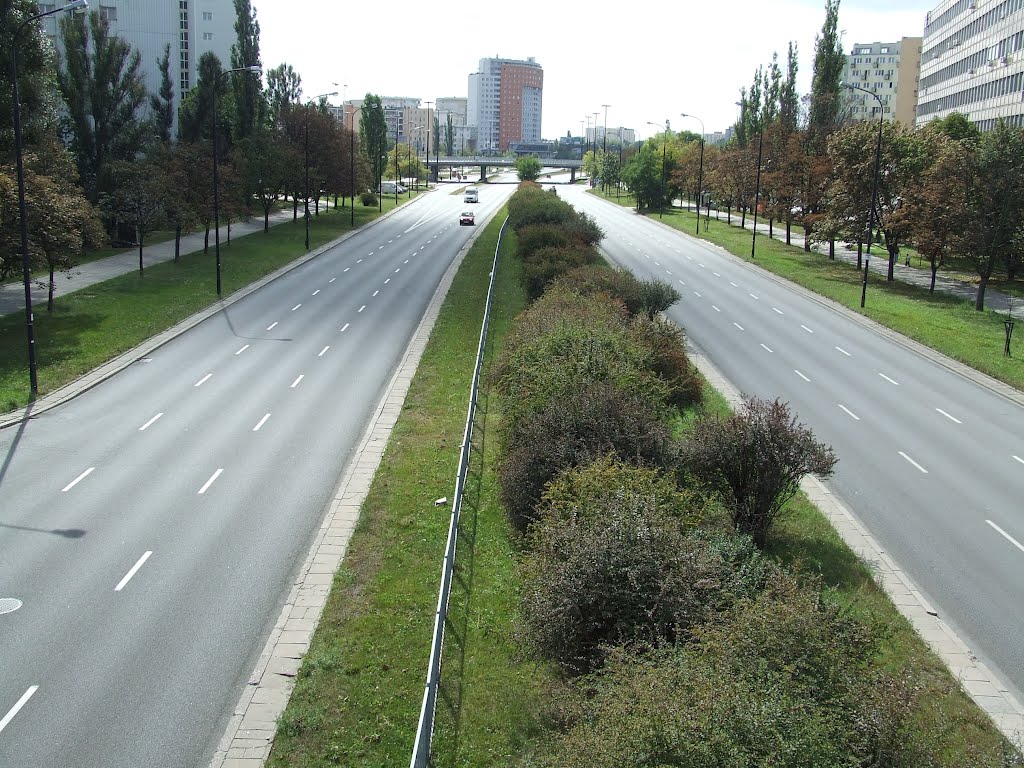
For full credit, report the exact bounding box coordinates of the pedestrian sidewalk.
[0,206,298,318]
[680,201,1024,322]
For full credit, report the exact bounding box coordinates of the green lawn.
[596,192,1024,391]
[0,196,407,413]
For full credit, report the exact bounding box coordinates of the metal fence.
[409,217,509,768]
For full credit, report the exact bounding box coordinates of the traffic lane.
[595,214,1024,701]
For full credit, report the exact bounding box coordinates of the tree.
[780,42,801,134]
[622,142,663,211]
[149,44,174,144]
[682,397,837,547]
[235,126,289,230]
[56,9,148,203]
[807,0,846,153]
[359,94,387,194]
[264,62,301,125]
[177,52,226,143]
[960,121,1024,310]
[102,158,167,274]
[516,155,542,181]
[901,131,971,292]
[230,0,263,138]
[444,114,455,157]
[432,112,441,158]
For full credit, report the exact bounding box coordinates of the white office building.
[917,0,1024,131]
[38,0,236,135]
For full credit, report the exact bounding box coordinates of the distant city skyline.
[255,0,933,139]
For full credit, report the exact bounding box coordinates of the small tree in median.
[681,397,837,546]
[515,154,542,182]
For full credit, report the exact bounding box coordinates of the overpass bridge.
[425,155,584,183]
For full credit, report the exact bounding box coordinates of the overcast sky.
[254,0,934,140]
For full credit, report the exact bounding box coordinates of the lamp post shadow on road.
[212,64,262,295]
[11,0,90,396]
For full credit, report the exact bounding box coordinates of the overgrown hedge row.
[493,183,1018,766]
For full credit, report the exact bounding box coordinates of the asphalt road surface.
[564,184,1024,706]
[0,183,513,768]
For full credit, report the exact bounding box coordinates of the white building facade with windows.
[842,38,923,127]
[38,0,235,135]
[468,56,543,153]
[916,0,1024,130]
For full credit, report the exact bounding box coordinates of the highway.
[563,184,1024,705]
[0,183,513,768]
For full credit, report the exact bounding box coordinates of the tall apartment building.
[38,0,235,135]
[842,38,923,127]
[467,56,543,153]
[917,0,1024,131]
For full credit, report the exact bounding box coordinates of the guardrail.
[409,217,509,768]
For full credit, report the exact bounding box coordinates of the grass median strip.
[0,198,404,413]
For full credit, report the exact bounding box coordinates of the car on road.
[463,187,479,203]
[459,211,475,226]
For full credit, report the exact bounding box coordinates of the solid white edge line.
[291,375,303,388]
[0,686,38,734]
[138,413,163,431]
[235,345,249,355]
[935,407,962,424]
[194,373,212,387]
[61,467,94,492]
[198,468,223,494]
[115,550,152,592]
[899,451,928,473]
[795,370,810,382]
[253,413,271,431]
[838,404,861,421]
[986,519,1024,554]
[318,346,330,357]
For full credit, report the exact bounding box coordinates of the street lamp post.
[843,82,884,308]
[424,101,433,188]
[601,104,610,192]
[349,103,365,227]
[305,90,338,251]
[11,0,89,396]
[750,113,765,259]
[680,112,705,235]
[393,119,400,205]
[646,121,669,219]
[212,64,261,295]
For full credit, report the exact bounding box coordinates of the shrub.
[535,569,879,768]
[521,244,601,300]
[360,191,377,206]
[496,382,677,532]
[552,265,648,316]
[680,397,837,546]
[636,276,682,318]
[507,184,578,232]
[519,457,772,673]
[628,317,703,410]
[516,223,573,259]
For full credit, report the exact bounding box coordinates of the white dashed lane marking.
[838,404,860,421]
[62,467,94,492]
[899,452,928,474]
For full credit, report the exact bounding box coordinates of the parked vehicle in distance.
[380,181,407,195]
[463,187,479,203]
[459,211,475,226]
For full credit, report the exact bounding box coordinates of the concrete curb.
[689,341,1024,749]
[206,214,492,768]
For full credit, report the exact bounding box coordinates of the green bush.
[628,317,703,411]
[519,457,772,673]
[681,397,837,546]
[516,223,574,259]
[521,244,601,301]
[507,183,578,232]
[496,382,677,532]
[534,570,879,768]
[360,191,377,206]
[552,265,648,316]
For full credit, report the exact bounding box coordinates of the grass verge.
[595,193,1024,391]
[0,197,407,413]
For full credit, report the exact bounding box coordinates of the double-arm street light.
[843,82,884,308]
[212,64,261,295]
[646,120,669,219]
[11,0,89,396]
[680,112,705,235]
[304,91,338,251]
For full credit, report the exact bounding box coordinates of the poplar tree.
[231,0,263,137]
[807,0,845,151]
[150,44,174,144]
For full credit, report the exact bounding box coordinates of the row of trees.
[1,0,390,306]
[585,0,1024,311]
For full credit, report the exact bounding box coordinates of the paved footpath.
[0,206,299,318]
[679,201,1024,322]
